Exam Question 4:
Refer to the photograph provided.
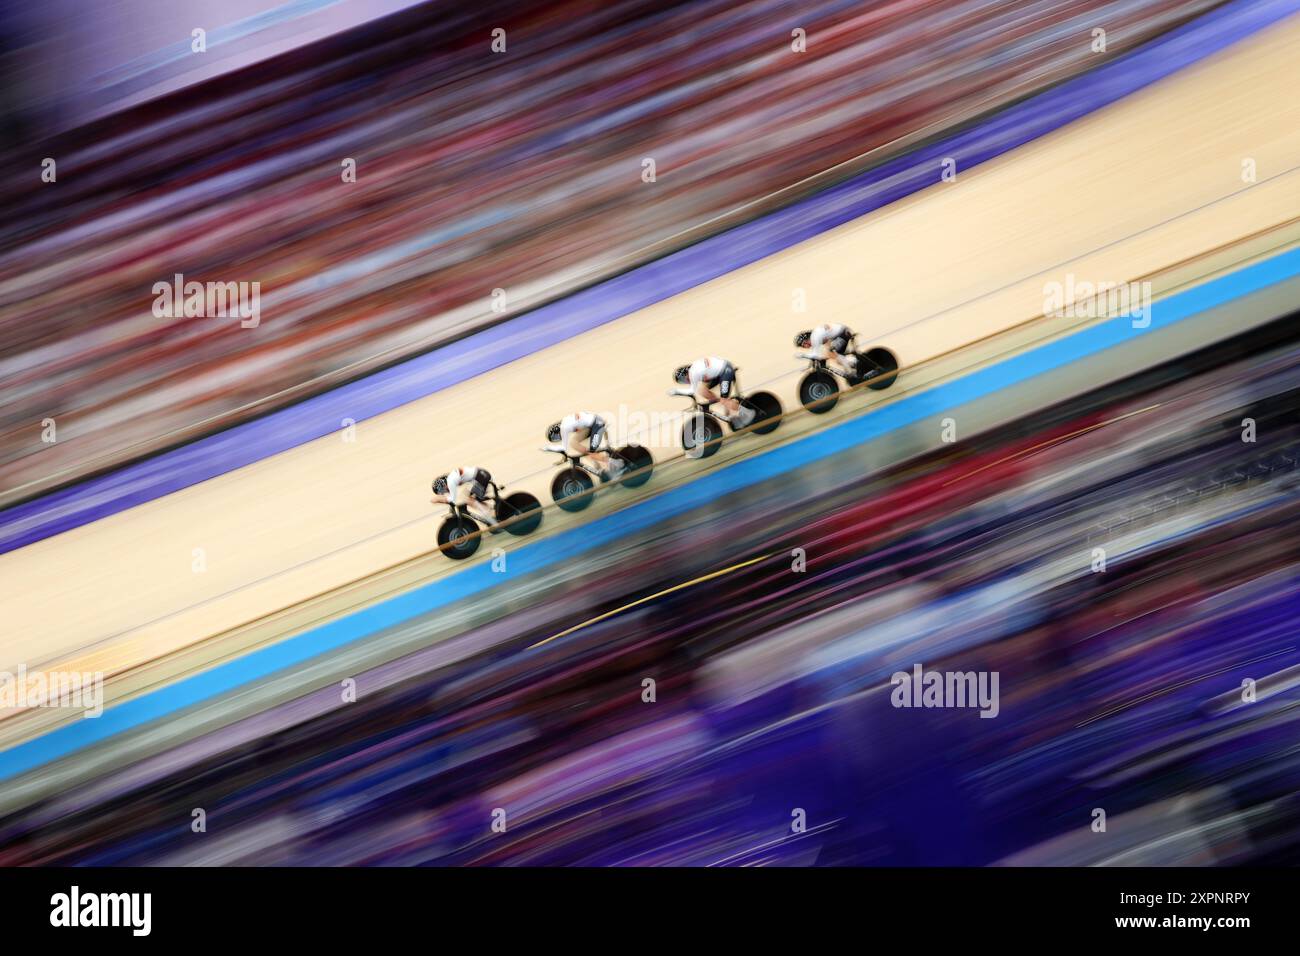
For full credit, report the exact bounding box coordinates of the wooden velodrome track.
[2,18,1299,753]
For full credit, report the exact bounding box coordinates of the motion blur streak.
[529,552,775,650]
[4,313,1300,865]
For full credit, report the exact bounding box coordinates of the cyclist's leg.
[717,366,743,420]
[468,476,497,524]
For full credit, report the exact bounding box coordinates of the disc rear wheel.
[740,391,783,435]
[497,492,543,535]
[855,347,899,390]
[615,445,654,487]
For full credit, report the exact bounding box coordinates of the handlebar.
[543,446,586,466]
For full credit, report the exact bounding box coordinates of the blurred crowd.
[0,0,1220,500]
[5,314,1298,865]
